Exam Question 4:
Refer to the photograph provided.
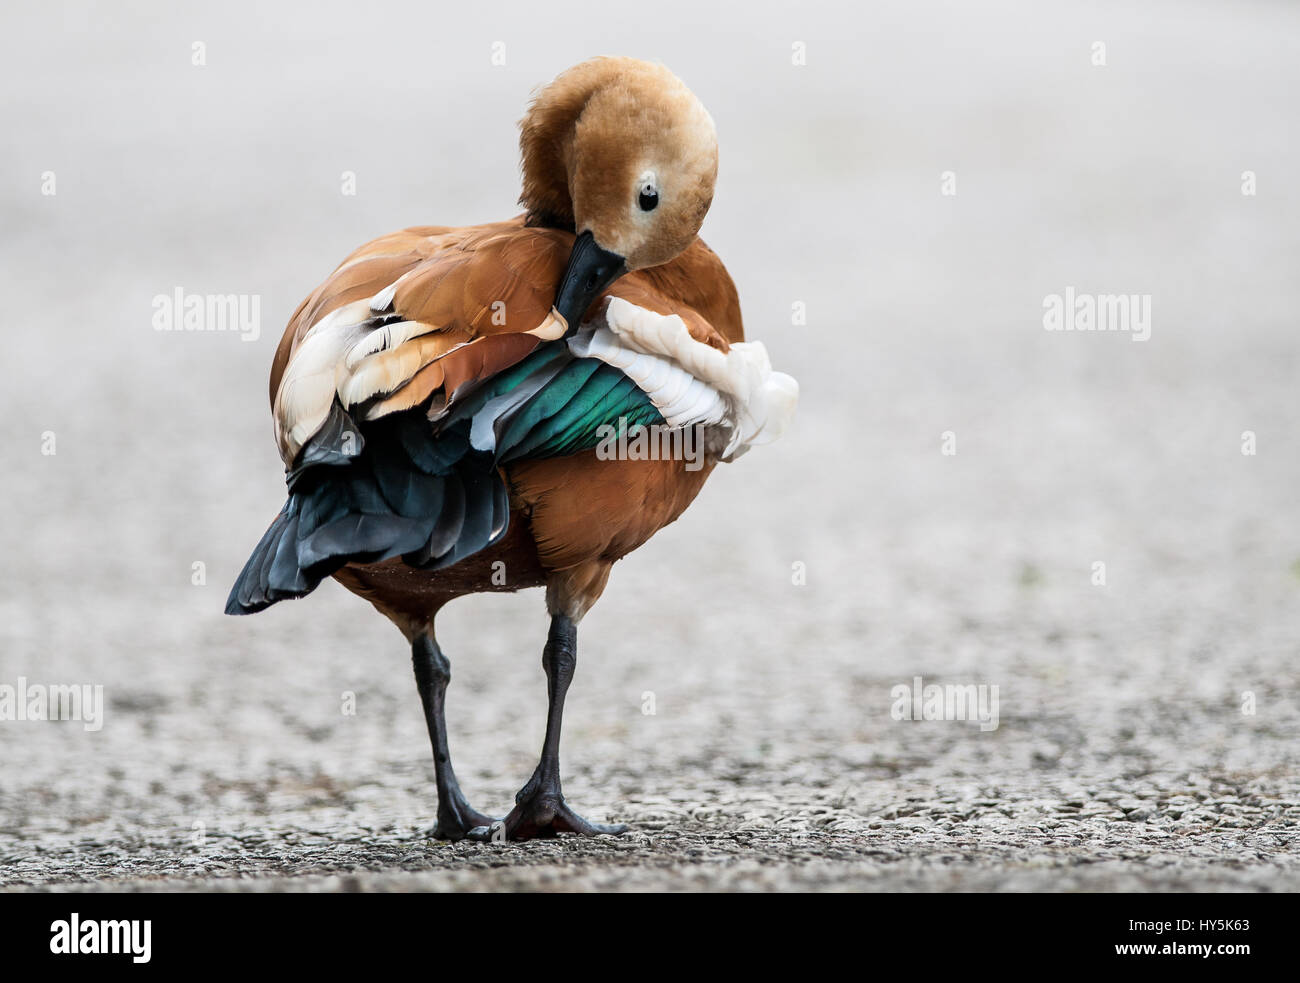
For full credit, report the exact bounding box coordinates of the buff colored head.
[519,57,719,330]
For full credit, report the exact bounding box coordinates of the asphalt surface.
[2,0,1298,891]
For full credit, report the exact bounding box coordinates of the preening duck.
[227,56,798,841]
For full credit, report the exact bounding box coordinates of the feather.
[343,318,440,370]
[274,300,373,462]
[574,297,798,456]
[414,470,467,565]
[288,400,365,485]
[338,332,460,409]
[234,214,777,616]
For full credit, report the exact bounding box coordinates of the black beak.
[553,230,627,336]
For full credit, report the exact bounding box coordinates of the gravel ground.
[2,0,1298,892]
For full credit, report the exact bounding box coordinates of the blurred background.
[1,0,1297,889]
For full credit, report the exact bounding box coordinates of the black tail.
[224,407,509,615]
[224,500,313,614]
[226,340,653,616]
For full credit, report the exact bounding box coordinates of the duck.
[226,56,798,841]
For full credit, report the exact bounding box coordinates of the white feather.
[274,300,374,462]
[368,270,418,313]
[568,296,798,458]
[343,319,437,370]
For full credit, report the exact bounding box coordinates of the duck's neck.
[518,61,618,231]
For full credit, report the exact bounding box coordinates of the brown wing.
[269,220,743,470]
[269,217,573,465]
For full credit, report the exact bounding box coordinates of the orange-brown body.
[272,217,743,634]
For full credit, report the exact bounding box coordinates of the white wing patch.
[568,296,799,459]
[274,279,432,464]
[274,300,374,463]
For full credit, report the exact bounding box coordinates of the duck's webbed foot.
[432,793,499,842]
[466,613,627,842]
[466,768,626,841]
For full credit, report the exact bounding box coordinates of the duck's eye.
[638,184,659,212]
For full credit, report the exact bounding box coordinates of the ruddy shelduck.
[227,56,797,841]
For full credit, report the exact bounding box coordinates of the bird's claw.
[429,800,499,842]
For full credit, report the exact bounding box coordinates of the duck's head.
[519,57,719,333]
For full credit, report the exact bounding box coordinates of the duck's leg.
[468,613,627,841]
[411,633,498,841]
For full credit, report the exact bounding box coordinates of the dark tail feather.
[225,500,324,615]
[225,410,511,616]
[225,343,662,617]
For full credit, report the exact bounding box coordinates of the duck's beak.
[553,230,627,336]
